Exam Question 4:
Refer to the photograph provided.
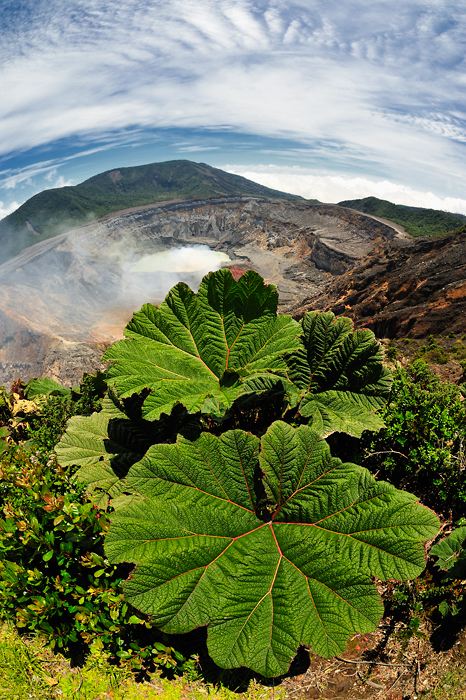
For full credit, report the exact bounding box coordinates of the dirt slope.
[290,228,466,338]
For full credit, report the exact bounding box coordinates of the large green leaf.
[55,397,152,508]
[430,526,466,580]
[25,377,71,398]
[103,269,302,421]
[289,311,392,437]
[105,421,439,676]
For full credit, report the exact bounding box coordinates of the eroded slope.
[291,227,466,338]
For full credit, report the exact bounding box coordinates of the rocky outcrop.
[290,229,466,338]
[0,307,108,388]
[0,196,395,386]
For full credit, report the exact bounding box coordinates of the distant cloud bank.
[0,201,21,220]
[225,165,466,216]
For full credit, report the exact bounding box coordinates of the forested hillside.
[339,195,465,237]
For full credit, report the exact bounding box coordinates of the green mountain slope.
[338,196,466,237]
[0,160,304,261]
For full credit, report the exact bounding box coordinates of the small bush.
[362,360,466,516]
[452,345,466,361]
[0,372,191,674]
[0,445,189,672]
[424,347,449,364]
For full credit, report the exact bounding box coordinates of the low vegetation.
[338,195,466,237]
[1,269,466,696]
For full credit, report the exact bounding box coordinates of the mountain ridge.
[290,223,466,339]
[0,160,307,262]
[338,195,465,237]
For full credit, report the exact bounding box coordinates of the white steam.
[116,245,230,318]
[131,246,229,274]
[0,237,230,346]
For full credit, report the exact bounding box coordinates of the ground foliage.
[334,358,466,641]
[0,377,193,675]
[360,360,466,518]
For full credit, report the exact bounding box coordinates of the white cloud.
[0,0,465,199]
[0,200,21,220]
[175,145,220,152]
[52,175,74,188]
[0,143,120,191]
[225,164,466,215]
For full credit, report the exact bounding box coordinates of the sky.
[1,0,466,219]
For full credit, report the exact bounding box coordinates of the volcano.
[0,194,396,386]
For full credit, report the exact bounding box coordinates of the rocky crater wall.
[0,197,396,386]
[291,230,466,339]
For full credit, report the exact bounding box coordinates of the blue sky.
[1,0,466,218]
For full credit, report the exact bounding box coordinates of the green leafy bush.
[385,346,398,360]
[0,371,106,454]
[0,445,188,672]
[55,270,438,676]
[0,374,192,673]
[100,270,390,435]
[424,348,448,365]
[363,360,466,516]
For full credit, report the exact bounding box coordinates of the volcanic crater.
[0,196,397,386]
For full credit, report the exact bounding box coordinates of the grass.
[0,623,281,700]
[421,669,466,699]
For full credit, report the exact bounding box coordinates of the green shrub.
[24,396,76,454]
[452,344,466,361]
[424,347,448,364]
[363,360,466,516]
[0,445,188,672]
[3,371,106,455]
[413,335,449,364]
[0,372,191,674]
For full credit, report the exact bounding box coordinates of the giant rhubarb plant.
[56,268,439,675]
[103,269,302,421]
[105,421,438,676]
[286,310,391,437]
